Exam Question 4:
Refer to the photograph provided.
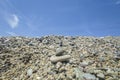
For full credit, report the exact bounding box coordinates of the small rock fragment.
[80,61,89,67]
[42,39,49,44]
[74,68,84,80]
[36,76,41,80]
[83,73,96,80]
[56,62,62,69]
[59,66,66,72]
[56,48,65,56]
[114,55,120,60]
[97,73,105,78]
[27,68,33,76]
[99,56,105,62]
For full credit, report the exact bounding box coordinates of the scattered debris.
[0,36,120,80]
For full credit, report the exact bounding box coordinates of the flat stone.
[97,73,105,78]
[83,73,96,80]
[50,55,71,63]
[80,61,89,67]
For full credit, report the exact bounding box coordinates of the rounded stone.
[56,48,65,56]
[27,68,33,76]
[97,73,105,78]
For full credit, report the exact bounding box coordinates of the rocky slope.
[0,36,120,80]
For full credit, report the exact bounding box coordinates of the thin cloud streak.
[5,0,40,30]
[7,14,19,29]
[116,0,120,5]
[0,0,19,29]
[0,0,43,32]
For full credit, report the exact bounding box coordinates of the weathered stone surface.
[97,73,105,78]
[56,48,65,56]
[0,36,120,80]
[50,55,71,63]
[83,73,96,80]
[27,68,33,76]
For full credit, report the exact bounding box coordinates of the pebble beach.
[0,36,120,80]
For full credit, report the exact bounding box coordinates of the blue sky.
[0,0,120,37]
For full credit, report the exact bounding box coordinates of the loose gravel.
[0,36,120,80]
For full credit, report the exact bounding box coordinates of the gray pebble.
[83,73,96,80]
[80,61,89,67]
[97,73,105,78]
[56,48,65,56]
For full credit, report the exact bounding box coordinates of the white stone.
[36,77,41,79]
[97,73,105,78]
[83,73,96,80]
[80,61,89,67]
[27,68,33,76]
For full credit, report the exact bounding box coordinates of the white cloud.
[7,14,19,29]
[6,32,18,36]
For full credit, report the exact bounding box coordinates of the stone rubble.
[0,36,120,80]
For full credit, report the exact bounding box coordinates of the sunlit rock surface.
[0,36,120,80]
